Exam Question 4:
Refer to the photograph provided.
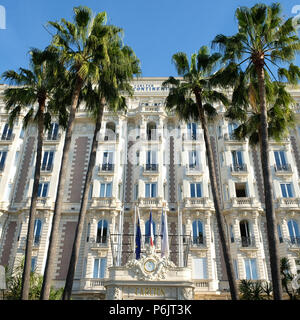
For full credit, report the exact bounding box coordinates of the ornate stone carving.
[125,245,176,281]
[178,287,194,300]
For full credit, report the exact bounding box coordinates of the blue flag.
[135,216,141,260]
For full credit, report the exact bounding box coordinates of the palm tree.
[40,6,116,300]
[163,46,239,300]
[2,47,67,300]
[212,3,300,300]
[62,37,141,300]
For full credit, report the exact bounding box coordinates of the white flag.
[161,208,169,258]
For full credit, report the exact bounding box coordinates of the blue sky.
[0,0,299,80]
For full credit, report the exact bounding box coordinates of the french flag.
[149,210,154,247]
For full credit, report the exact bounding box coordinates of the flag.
[160,207,169,258]
[148,209,154,247]
[135,208,141,260]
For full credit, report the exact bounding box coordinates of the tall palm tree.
[40,6,116,300]
[212,2,300,300]
[1,47,67,300]
[163,46,239,300]
[62,37,141,300]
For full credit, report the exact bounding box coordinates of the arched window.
[288,219,300,244]
[145,219,156,244]
[192,220,204,245]
[97,220,108,244]
[147,122,157,141]
[105,122,116,141]
[239,220,251,247]
[34,219,42,245]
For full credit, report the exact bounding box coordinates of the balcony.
[275,197,300,209]
[223,133,245,144]
[80,278,106,291]
[283,237,300,250]
[44,133,61,143]
[183,197,212,209]
[90,197,120,209]
[0,133,15,143]
[101,133,119,142]
[185,164,202,176]
[41,164,53,173]
[224,197,259,210]
[88,236,109,249]
[190,236,207,249]
[98,163,114,175]
[143,164,159,175]
[230,163,248,174]
[274,164,292,176]
[236,236,257,250]
[138,197,163,208]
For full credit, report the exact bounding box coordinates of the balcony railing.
[0,133,14,141]
[45,133,61,141]
[274,164,292,173]
[99,163,114,172]
[191,236,207,248]
[231,163,247,172]
[80,278,107,290]
[88,236,109,248]
[184,197,212,208]
[144,163,158,172]
[224,133,245,142]
[284,237,300,249]
[41,164,53,172]
[237,236,257,248]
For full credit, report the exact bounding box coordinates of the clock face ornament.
[144,259,156,273]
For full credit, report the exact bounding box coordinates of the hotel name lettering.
[134,287,166,297]
[133,83,170,92]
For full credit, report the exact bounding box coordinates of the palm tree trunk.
[62,98,105,300]
[21,105,45,300]
[256,63,283,300]
[195,90,239,300]
[40,77,83,300]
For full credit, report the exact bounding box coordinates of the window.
[97,220,108,243]
[134,184,139,201]
[105,122,116,140]
[145,219,156,244]
[93,258,107,278]
[1,123,13,140]
[230,224,235,243]
[192,220,204,245]
[233,259,239,279]
[280,183,294,198]
[145,183,157,198]
[100,183,112,198]
[41,151,54,171]
[231,151,245,171]
[287,220,300,244]
[277,224,283,243]
[239,220,252,247]
[146,122,156,140]
[235,183,247,197]
[0,151,7,171]
[192,258,207,279]
[19,127,25,139]
[37,182,49,198]
[274,151,288,170]
[228,122,238,139]
[188,150,200,169]
[146,150,157,171]
[86,223,91,242]
[187,123,197,140]
[88,184,93,200]
[47,123,59,140]
[33,219,42,245]
[102,151,114,171]
[31,257,37,272]
[244,258,258,280]
[190,183,202,198]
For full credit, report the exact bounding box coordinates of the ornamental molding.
[125,245,176,281]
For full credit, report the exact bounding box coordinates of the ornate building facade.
[0,78,300,300]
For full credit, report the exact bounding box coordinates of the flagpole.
[133,204,137,254]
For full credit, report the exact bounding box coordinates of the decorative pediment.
[125,245,176,281]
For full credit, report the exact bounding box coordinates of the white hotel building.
[0,78,300,300]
